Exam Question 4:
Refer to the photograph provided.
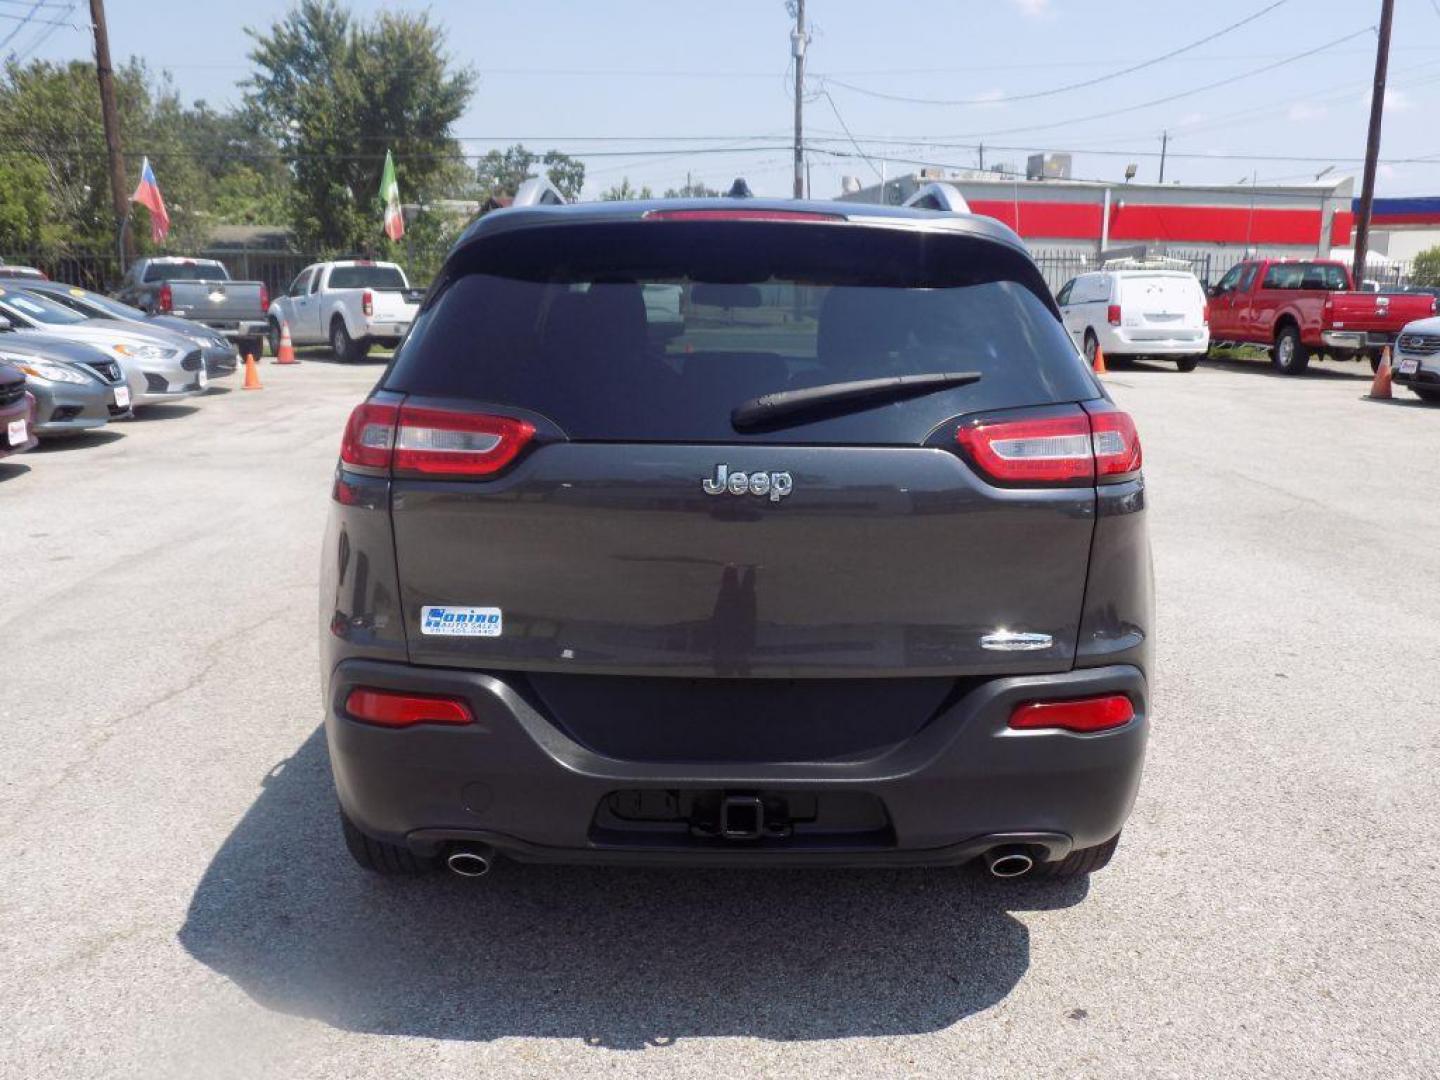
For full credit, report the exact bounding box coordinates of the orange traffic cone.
[1093,344,1108,375]
[275,320,298,365]
[242,353,263,390]
[1368,346,1393,400]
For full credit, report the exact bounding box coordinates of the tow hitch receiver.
[719,794,766,840]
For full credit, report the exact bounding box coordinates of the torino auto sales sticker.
[421,606,503,637]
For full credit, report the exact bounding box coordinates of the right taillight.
[1107,303,1122,326]
[954,405,1141,487]
[158,283,173,312]
[338,400,535,478]
[1088,407,1142,477]
[1009,695,1134,733]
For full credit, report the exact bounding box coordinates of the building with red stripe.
[839,168,1357,261]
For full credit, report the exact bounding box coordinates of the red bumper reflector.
[1008,695,1135,733]
[344,687,474,728]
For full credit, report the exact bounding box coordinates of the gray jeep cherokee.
[320,198,1152,881]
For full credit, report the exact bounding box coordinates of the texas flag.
[130,157,170,244]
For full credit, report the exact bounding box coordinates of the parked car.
[0,264,46,281]
[0,359,37,460]
[321,197,1151,882]
[1392,316,1440,403]
[267,259,423,362]
[1056,266,1210,371]
[114,257,268,360]
[0,335,132,435]
[20,281,237,378]
[1206,258,1436,375]
[0,290,206,406]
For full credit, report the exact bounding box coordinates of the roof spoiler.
[512,177,568,207]
[902,182,971,214]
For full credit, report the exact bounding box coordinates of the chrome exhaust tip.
[446,848,493,878]
[983,847,1035,879]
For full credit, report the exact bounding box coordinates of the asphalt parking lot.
[2,353,1438,1079]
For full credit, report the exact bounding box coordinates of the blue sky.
[11,0,1440,198]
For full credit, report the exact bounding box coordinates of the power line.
[822,0,1289,107]
[913,25,1377,142]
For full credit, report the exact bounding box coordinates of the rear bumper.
[1108,329,1208,356]
[325,660,1150,866]
[1322,330,1398,350]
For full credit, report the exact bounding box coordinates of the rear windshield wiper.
[731,371,983,432]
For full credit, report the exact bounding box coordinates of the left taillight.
[259,283,270,312]
[362,289,374,317]
[344,687,473,728]
[339,401,535,478]
[339,401,398,470]
[954,404,1141,487]
[1107,303,1122,326]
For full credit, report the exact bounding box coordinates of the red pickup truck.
[1207,258,1436,374]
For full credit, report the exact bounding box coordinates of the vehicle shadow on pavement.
[132,404,201,421]
[0,461,31,481]
[31,430,126,452]
[179,727,1085,1048]
[1197,353,1372,380]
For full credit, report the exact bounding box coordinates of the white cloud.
[1360,87,1413,112]
[1011,0,1051,17]
[1178,112,1205,128]
[974,88,1007,109]
[1287,102,1328,122]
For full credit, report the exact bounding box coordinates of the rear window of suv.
[386,220,1096,444]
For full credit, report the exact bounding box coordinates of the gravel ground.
[1,352,1437,1079]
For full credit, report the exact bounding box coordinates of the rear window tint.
[328,265,407,289]
[143,261,227,282]
[387,221,1096,443]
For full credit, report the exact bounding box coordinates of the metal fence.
[1029,246,1413,297]
[1,243,450,298]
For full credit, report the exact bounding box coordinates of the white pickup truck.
[266,260,424,362]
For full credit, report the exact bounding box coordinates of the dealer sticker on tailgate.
[421,606,503,637]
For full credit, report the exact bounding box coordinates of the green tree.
[474,144,586,203]
[244,0,475,252]
[1411,246,1440,288]
[663,177,722,198]
[600,177,653,201]
[0,58,224,255]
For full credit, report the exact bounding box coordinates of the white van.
[1056,268,1209,371]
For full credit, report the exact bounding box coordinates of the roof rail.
[512,176,568,207]
[902,182,971,214]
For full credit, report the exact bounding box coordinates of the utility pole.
[1353,0,1395,287]
[978,142,985,171]
[89,0,131,267]
[791,0,806,199]
[1159,131,1168,184]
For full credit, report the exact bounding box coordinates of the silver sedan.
[0,335,133,436]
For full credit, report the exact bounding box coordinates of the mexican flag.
[380,149,404,241]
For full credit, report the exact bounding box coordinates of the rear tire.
[340,810,436,876]
[1176,354,1201,373]
[1083,330,1099,368]
[267,318,282,358]
[1271,325,1310,375]
[1413,386,1440,403]
[330,319,369,363]
[238,336,264,362]
[1037,833,1120,879]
